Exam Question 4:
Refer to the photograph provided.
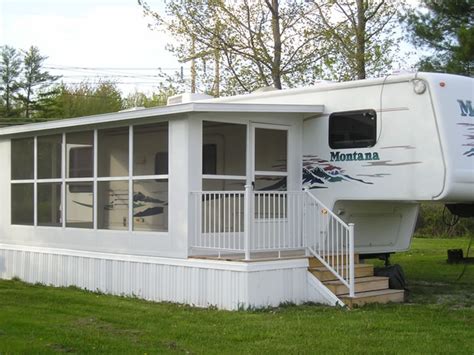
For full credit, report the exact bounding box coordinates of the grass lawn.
[0,237,473,354]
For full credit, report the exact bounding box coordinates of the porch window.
[66,182,93,228]
[66,131,94,228]
[11,137,34,225]
[11,183,34,225]
[11,137,34,180]
[202,121,246,178]
[98,127,129,177]
[67,132,94,178]
[133,122,169,232]
[38,134,62,179]
[37,182,62,227]
[97,180,128,230]
[132,179,168,232]
[97,127,129,230]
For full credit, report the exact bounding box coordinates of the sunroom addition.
[1,100,373,309]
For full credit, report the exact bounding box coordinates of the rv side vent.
[167,93,213,106]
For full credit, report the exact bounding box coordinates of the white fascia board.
[0,102,324,137]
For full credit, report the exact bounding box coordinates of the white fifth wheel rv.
[212,72,474,255]
[0,72,472,309]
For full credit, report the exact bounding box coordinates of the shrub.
[415,203,474,237]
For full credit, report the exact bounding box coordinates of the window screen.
[202,144,217,175]
[329,110,376,149]
[69,147,93,177]
[154,152,169,175]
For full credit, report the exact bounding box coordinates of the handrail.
[303,189,355,297]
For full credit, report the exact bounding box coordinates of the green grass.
[0,237,473,354]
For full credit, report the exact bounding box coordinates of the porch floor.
[190,249,307,262]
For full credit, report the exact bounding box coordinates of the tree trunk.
[191,36,196,93]
[5,85,11,116]
[214,50,220,97]
[213,18,220,97]
[269,0,282,89]
[356,0,366,80]
[26,86,32,118]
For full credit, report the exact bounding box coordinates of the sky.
[0,0,183,94]
[1,0,422,95]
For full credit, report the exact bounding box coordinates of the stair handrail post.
[349,223,355,297]
[303,187,309,255]
[244,184,253,260]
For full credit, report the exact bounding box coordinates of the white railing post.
[348,223,355,297]
[244,184,252,260]
[303,188,309,256]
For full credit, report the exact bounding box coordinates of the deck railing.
[191,191,245,254]
[190,186,354,296]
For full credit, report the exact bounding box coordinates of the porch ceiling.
[0,102,324,137]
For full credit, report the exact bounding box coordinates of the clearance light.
[413,79,427,94]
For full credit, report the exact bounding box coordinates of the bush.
[415,203,474,237]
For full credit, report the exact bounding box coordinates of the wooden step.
[308,254,359,268]
[324,276,389,296]
[340,289,405,308]
[309,263,373,281]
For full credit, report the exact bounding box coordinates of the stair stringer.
[307,271,345,307]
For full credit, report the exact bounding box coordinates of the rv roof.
[206,72,444,103]
[0,102,323,137]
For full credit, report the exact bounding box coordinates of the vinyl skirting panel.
[0,244,334,310]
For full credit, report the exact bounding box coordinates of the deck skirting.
[0,244,335,310]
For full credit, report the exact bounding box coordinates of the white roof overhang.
[0,102,324,137]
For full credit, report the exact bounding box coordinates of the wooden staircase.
[308,254,404,307]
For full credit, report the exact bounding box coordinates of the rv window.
[329,110,376,149]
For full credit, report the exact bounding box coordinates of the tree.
[0,45,22,117]
[403,0,474,76]
[41,81,123,119]
[309,0,402,80]
[122,85,179,109]
[139,0,327,94]
[18,46,60,118]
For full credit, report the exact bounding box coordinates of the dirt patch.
[407,281,474,308]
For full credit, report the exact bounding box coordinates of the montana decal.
[330,151,380,162]
[458,122,474,157]
[457,98,474,158]
[458,99,474,117]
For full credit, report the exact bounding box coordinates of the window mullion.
[33,136,37,227]
[93,129,98,230]
[128,125,133,232]
[61,132,66,228]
